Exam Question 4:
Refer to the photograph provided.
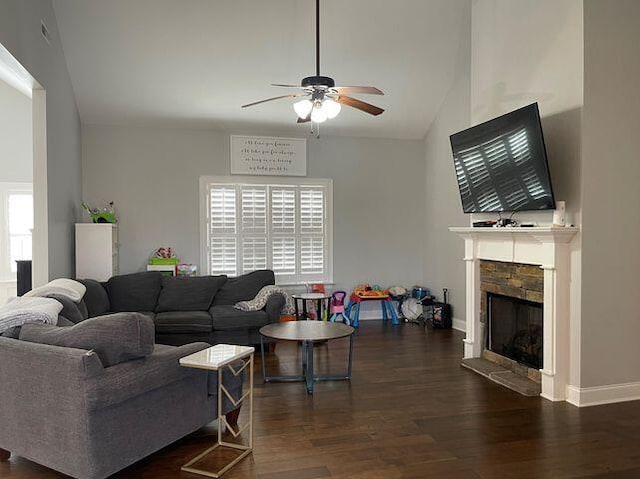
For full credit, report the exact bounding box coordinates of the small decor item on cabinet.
[147,247,179,276]
[81,201,117,224]
[176,263,197,277]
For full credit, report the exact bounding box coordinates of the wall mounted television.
[449,103,555,213]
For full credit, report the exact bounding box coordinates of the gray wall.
[580,0,640,388]
[0,79,32,182]
[0,0,82,279]
[422,0,470,325]
[82,124,425,295]
[470,0,584,227]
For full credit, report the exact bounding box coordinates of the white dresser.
[75,223,119,281]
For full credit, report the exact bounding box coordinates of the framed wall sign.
[230,135,307,176]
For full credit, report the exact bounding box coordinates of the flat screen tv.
[450,103,555,213]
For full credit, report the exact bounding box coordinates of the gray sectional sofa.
[0,313,243,479]
[55,269,285,346]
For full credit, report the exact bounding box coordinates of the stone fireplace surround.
[480,260,544,384]
[450,227,579,402]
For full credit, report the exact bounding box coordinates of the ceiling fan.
[241,0,385,128]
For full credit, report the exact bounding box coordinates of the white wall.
[0,0,82,279]
[82,124,425,298]
[422,0,471,325]
[580,0,640,389]
[0,79,32,183]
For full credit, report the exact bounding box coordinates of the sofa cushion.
[212,270,275,306]
[106,272,162,312]
[209,305,269,331]
[19,312,155,367]
[46,294,88,324]
[78,279,110,317]
[154,311,213,334]
[156,275,227,313]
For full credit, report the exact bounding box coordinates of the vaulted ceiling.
[53,0,469,139]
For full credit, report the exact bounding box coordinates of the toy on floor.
[346,284,400,327]
[353,284,389,299]
[329,291,350,325]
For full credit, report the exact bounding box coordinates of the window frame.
[0,182,33,280]
[200,175,333,285]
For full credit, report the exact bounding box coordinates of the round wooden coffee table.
[259,321,355,394]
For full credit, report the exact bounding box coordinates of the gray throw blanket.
[234,285,295,314]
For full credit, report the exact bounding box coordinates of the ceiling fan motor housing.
[302,75,335,88]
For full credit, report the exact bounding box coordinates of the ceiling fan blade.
[337,95,385,116]
[271,83,305,89]
[242,94,303,108]
[334,86,384,95]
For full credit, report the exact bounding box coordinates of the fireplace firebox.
[487,293,543,370]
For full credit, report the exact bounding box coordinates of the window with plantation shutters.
[202,177,332,284]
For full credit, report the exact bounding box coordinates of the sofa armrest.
[0,338,103,464]
[85,342,211,410]
[264,293,286,323]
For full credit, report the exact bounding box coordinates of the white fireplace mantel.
[450,226,579,402]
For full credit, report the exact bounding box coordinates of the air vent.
[41,20,52,45]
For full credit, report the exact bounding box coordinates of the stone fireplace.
[450,226,579,402]
[480,260,544,385]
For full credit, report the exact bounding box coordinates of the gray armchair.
[0,333,242,479]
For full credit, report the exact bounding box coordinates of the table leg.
[347,334,354,379]
[302,299,308,320]
[260,335,267,381]
[388,300,400,325]
[305,340,314,394]
[316,299,322,322]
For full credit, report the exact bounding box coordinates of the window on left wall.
[0,183,33,279]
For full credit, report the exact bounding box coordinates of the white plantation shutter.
[210,237,237,276]
[272,237,296,275]
[210,187,236,233]
[204,178,331,282]
[270,187,296,234]
[209,185,238,275]
[242,237,267,272]
[300,237,324,274]
[241,186,267,234]
[300,187,324,234]
[299,186,325,277]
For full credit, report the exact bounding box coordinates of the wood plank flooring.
[3,322,640,478]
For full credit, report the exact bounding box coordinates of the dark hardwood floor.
[3,322,640,478]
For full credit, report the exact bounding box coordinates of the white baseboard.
[452,317,465,332]
[566,382,640,407]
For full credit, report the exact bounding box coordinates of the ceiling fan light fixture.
[311,103,328,123]
[293,99,313,119]
[323,98,341,119]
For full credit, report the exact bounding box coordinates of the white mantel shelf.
[449,226,579,243]
[450,224,580,403]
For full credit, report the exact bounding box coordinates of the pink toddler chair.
[329,291,350,325]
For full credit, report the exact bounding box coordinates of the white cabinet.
[75,224,119,281]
